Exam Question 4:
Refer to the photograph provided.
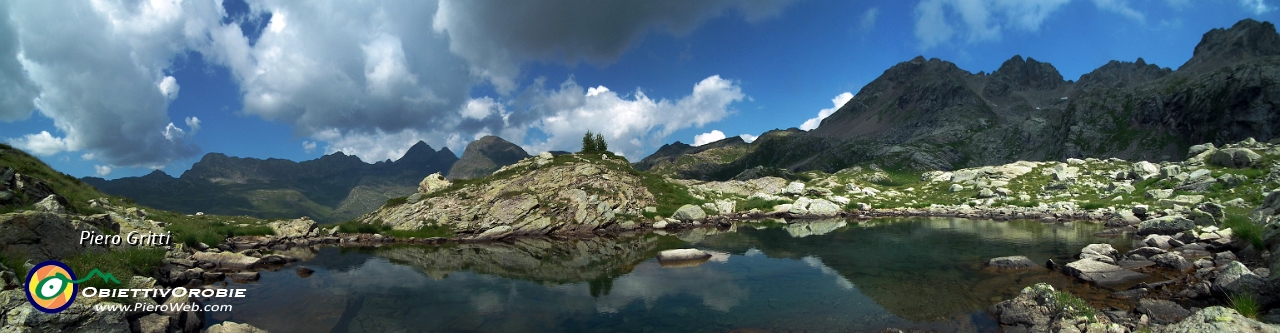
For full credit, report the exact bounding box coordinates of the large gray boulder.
[1063,258,1149,285]
[418,172,451,194]
[1211,148,1263,168]
[0,211,109,261]
[34,195,66,214]
[1080,244,1119,264]
[1137,215,1195,235]
[805,198,842,216]
[1214,261,1266,294]
[1132,161,1160,179]
[268,218,317,238]
[1162,306,1280,333]
[1150,252,1193,271]
[672,204,707,221]
[1137,298,1191,325]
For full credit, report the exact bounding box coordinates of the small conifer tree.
[581,130,595,153]
[594,133,608,152]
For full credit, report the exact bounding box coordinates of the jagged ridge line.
[70,269,121,285]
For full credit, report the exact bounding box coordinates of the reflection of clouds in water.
[471,291,504,314]
[801,256,854,291]
[744,248,763,257]
[547,260,748,313]
[327,257,432,292]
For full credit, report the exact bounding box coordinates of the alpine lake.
[203,217,1146,332]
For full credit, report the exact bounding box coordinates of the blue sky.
[0,0,1275,179]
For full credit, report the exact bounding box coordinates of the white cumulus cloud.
[1239,0,1275,14]
[8,131,70,156]
[800,92,853,131]
[739,134,758,143]
[913,0,1072,50]
[693,130,726,146]
[302,141,317,154]
[94,165,112,177]
[0,0,217,166]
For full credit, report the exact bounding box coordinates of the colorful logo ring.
[24,260,78,314]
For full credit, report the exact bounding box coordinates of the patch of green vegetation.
[633,172,705,217]
[337,220,384,234]
[151,211,274,247]
[64,247,166,295]
[0,143,117,215]
[1080,201,1107,210]
[1228,292,1261,319]
[382,196,409,208]
[737,198,790,212]
[1053,291,1099,322]
[0,251,27,277]
[1223,213,1264,249]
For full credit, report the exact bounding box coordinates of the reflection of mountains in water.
[693,218,1116,322]
[375,234,662,285]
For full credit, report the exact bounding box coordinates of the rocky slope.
[446,135,530,180]
[84,140,459,222]
[362,152,657,239]
[639,19,1280,179]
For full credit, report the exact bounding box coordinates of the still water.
[205,218,1131,332]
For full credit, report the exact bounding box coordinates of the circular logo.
[24,260,77,314]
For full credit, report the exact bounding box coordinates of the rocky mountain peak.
[140,169,172,180]
[988,55,1065,91]
[447,136,530,180]
[1077,58,1172,90]
[1179,19,1280,72]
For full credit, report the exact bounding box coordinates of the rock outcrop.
[363,154,655,238]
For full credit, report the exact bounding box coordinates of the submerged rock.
[657,248,712,262]
[987,256,1039,269]
[206,321,270,333]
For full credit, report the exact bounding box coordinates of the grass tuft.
[63,247,166,293]
[1223,214,1264,249]
[1228,292,1261,319]
[1053,291,1098,322]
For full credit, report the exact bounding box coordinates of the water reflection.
[206,218,1124,332]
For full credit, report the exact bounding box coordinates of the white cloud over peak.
[860,7,880,32]
[94,165,112,177]
[511,75,746,159]
[800,92,853,131]
[302,141,317,154]
[913,0,1071,50]
[1092,0,1145,22]
[431,0,793,93]
[1239,0,1275,14]
[739,134,758,143]
[693,130,727,146]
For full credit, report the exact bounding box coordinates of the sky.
[0,0,1275,179]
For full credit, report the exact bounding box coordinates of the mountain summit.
[638,19,1280,180]
[83,141,459,222]
[447,136,530,180]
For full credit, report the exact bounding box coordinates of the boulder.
[134,313,170,333]
[417,172,451,194]
[0,211,108,261]
[1125,247,1168,259]
[0,290,129,332]
[1211,148,1263,168]
[1150,252,1192,271]
[987,256,1039,269]
[1144,234,1175,248]
[1132,161,1160,179]
[1162,306,1280,333]
[657,249,711,262]
[949,184,964,192]
[1063,258,1149,285]
[1136,298,1191,325]
[206,321,269,333]
[1080,244,1119,264]
[1145,189,1174,200]
[474,225,513,240]
[192,251,262,271]
[788,197,812,215]
[34,195,66,214]
[672,205,707,221]
[1137,215,1195,235]
[1214,261,1265,295]
[783,182,805,195]
[268,218,317,238]
[652,221,668,229]
[1133,204,1149,216]
[1187,143,1215,158]
[805,198,841,216]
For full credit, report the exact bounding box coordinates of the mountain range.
[86,19,1279,221]
[83,141,458,222]
[638,18,1280,180]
